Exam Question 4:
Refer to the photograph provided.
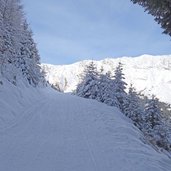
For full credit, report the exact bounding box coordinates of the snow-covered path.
[0,86,171,171]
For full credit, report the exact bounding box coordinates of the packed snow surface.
[0,80,171,171]
[42,55,171,104]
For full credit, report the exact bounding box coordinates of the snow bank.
[0,78,47,131]
[0,80,171,171]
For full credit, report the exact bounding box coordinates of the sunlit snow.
[0,78,171,171]
[42,55,171,104]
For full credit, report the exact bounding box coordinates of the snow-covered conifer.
[123,84,143,128]
[76,61,99,99]
[19,20,44,85]
[96,70,115,105]
[144,95,170,150]
[113,62,127,110]
[144,96,162,130]
[0,0,45,86]
[96,67,108,102]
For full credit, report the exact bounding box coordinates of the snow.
[0,79,171,171]
[41,54,171,104]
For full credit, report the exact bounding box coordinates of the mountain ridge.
[41,54,171,104]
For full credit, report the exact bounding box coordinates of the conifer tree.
[131,0,171,36]
[0,0,23,81]
[113,62,127,110]
[96,67,105,102]
[76,61,99,99]
[0,0,44,85]
[144,95,170,150]
[97,70,118,106]
[123,85,143,128]
[144,95,162,130]
[19,20,43,85]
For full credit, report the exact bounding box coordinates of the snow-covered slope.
[0,80,171,171]
[41,55,171,104]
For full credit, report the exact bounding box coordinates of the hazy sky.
[22,0,171,65]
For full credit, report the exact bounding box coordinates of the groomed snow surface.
[0,80,171,171]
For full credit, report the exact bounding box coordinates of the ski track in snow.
[0,86,171,171]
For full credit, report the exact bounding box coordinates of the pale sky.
[22,0,171,65]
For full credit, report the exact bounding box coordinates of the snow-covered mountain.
[1,78,171,171]
[41,54,171,104]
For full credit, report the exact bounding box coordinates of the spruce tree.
[97,70,118,106]
[123,85,143,128]
[144,96,162,130]
[0,0,44,85]
[96,66,105,102]
[113,62,127,110]
[0,0,23,81]
[19,20,43,85]
[144,95,170,150]
[131,0,171,36]
[76,61,99,99]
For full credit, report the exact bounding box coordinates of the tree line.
[0,0,44,86]
[75,61,171,153]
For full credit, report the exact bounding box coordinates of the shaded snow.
[41,54,171,104]
[0,80,171,171]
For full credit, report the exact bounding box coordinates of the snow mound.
[41,54,171,104]
[0,81,171,171]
